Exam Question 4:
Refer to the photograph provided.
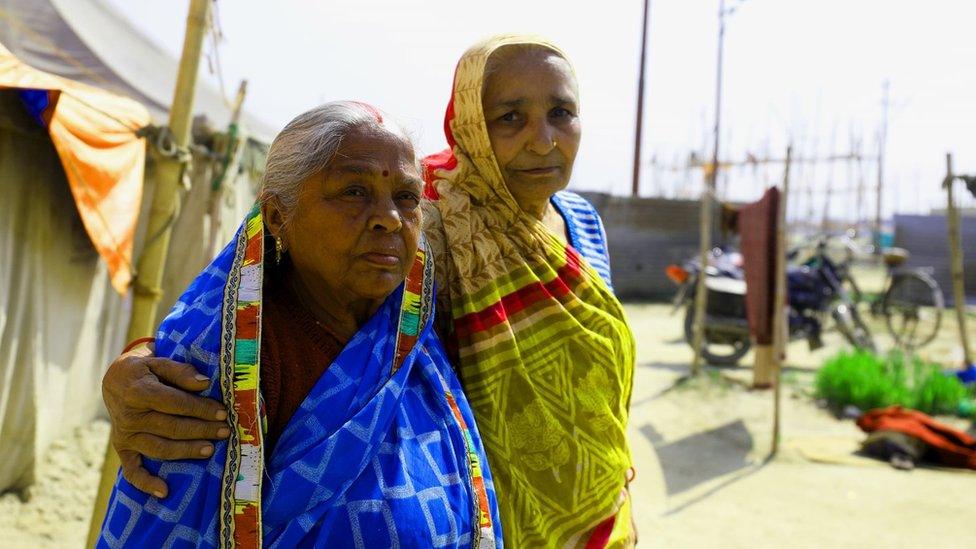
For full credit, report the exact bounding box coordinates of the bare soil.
[2,298,975,548]
[625,301,976,549]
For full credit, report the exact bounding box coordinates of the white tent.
[0,0,274,140]
[0,0,269,492]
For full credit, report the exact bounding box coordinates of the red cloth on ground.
[857,406,976,469]
[260,267,344,455]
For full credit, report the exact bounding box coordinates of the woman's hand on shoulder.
[101,344,229,498]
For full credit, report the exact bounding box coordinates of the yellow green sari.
[422,34,636,548]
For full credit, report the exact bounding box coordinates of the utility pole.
[876,80,890,253]
[87,0,213,544]
[631,0,652,197]
[691,0,728,374]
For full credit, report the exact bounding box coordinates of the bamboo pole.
[821,125,837,232]
[875,80,890,254]
[945,153,973,367]
[855,138,865,232]
[770,146,792,457]
[87,1,213,544]
[691,183,714,376]
[207,79,249,257]
[691,0,727,374]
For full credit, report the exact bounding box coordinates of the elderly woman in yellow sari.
[100,35,636,547]
[421,35,636,546]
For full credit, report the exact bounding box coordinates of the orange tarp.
[0,42,150,293]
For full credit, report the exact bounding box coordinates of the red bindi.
[351,101,383,123]
[382,170,389,177]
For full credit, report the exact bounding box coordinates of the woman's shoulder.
[552,190,602,218]
[551,190,615,289]
[551,190,610,246]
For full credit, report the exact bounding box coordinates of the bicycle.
[843,243,945,351]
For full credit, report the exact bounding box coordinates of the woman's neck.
[515,195,569,245]
[518,196,550,220]
[281,264,381,342]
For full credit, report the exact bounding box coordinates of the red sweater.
[259,270,343,456]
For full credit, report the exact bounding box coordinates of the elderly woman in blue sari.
[97,101,501,548]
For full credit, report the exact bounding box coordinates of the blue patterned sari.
[98,207,502,548]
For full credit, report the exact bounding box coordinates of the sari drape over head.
[98,205,502,548]
[421,35,636,547]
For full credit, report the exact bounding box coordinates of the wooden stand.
[753,344,775,388]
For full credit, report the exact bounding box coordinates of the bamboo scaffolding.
[87,0,213,543]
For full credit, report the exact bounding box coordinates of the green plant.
[814,350,974,416]
[912,367,970,415]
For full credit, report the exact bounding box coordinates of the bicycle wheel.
[883,270,944,349]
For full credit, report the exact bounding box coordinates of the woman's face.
[277,124,423,302]
[482,47,581,209]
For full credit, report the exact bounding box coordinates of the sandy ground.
[0,421,109,548]
[2,294,975,548]
[625,300,976,549]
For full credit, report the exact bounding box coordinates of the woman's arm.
[102,344,229,497]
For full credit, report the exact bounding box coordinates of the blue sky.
[107,0,976,221]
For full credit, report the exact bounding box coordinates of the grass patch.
[814,350,974,416]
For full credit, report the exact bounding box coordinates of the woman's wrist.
[122,337,155,355]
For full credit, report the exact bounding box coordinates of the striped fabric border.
[443,387,495,548]
[392,242,433,374]
[550,191,613,290]
[218,205,265,548]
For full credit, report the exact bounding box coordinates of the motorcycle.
[666,237,875,366]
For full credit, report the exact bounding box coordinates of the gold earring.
[274,236,284,264]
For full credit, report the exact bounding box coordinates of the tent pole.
[87,0,213,544]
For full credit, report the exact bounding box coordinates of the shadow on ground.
[641,419,754,496]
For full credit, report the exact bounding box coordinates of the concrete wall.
[578,192,725,301]
[575,196,968,305]
[894,213,976,305]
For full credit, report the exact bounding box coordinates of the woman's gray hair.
[259,100,401,219]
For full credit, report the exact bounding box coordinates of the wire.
[206,0,233,109]
[647,153,873,173]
